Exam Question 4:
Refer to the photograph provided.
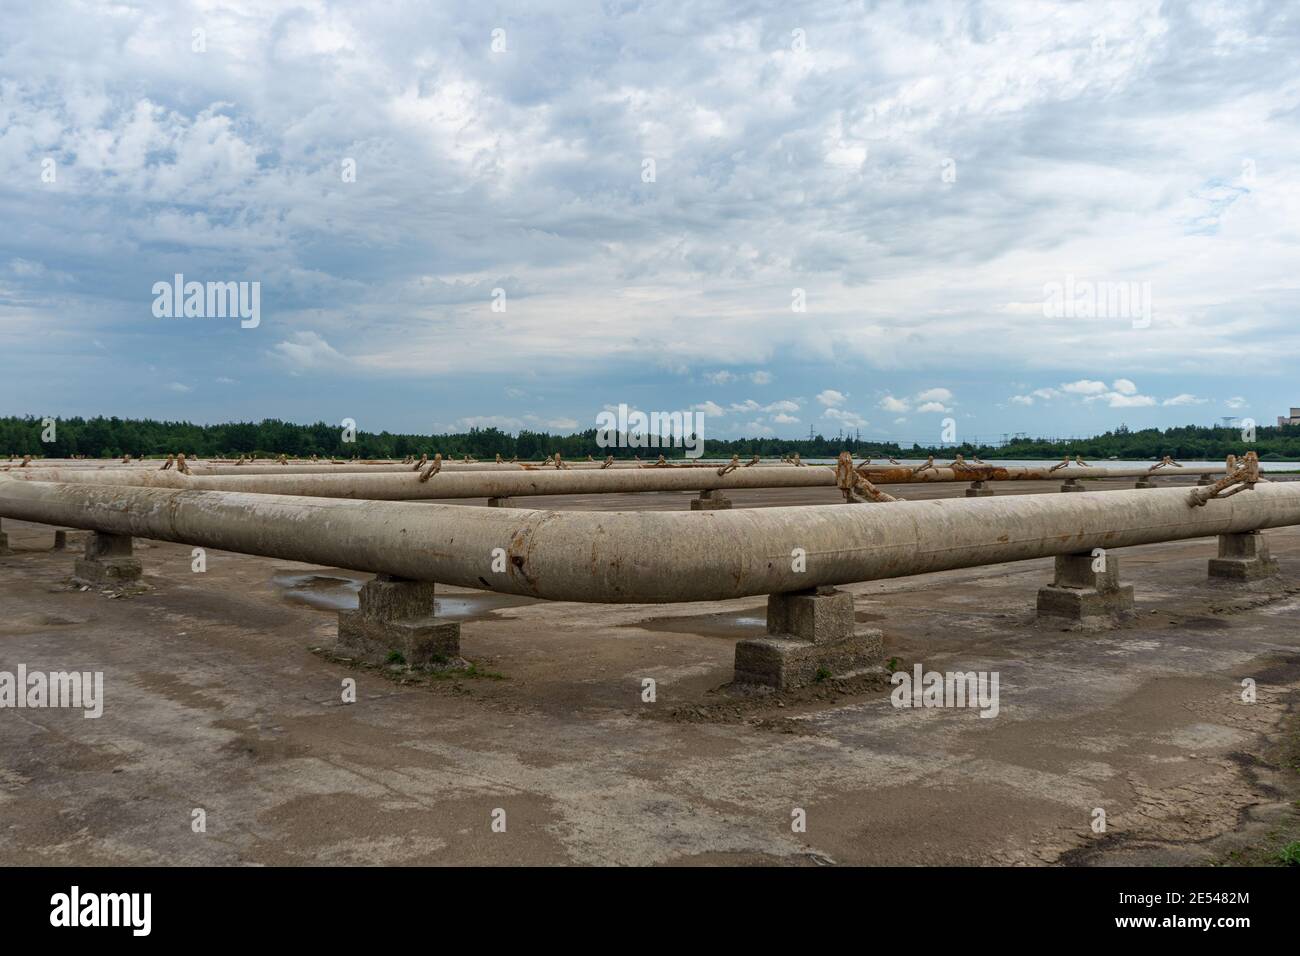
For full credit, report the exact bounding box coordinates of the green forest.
[2,415,1297,462]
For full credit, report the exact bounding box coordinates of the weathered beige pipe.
[0,460,659,475]
[3,460,724,476]
[5,466,835,498]
[0,459,1243,479]
[0,476,1293,603]
[8,463,1227,498]
[855,464,1223,482]
[184,461,699,475]
[168,462,1232,480]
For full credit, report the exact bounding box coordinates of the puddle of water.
[637,609,768,637]
[432,593,537,619]
[271,572,363,611]
[269,571,536,619]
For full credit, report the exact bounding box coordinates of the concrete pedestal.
[1197,475,1215,487]
[53,530,67,551]
[74,532,143,586]
[1059,478,1085,492]
[965,481,994,497]
[734,587,882,689]
[691,490,732,511]
[337,574,461,666]
[1036,553,1133,626]
[0,518,8,553]
[1134,480,1155,489]
[486,497,515,507]
[1208,531,1278,581]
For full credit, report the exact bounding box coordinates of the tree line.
[2,415,1296,461]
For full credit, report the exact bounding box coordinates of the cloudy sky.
[1,0,1298,444]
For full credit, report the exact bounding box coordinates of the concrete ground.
[1,475,1298,866]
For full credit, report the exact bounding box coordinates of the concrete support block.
[0,518,8,553]
[1036,553,1133,625]
[1059,478,1085,492]
[690,489,732,510]
[734,587,882,689]
[1134,479,1155,489]
[73,532,143,586]
[486,497,515,507]
[1208,531,1279,581]
[1197,475,1215,487]
[53,530,67,551]
[765,587,855,643]
[965,480,994,497]
[337,574,460,666]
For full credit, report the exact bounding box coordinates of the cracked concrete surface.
[1,478,1297,865]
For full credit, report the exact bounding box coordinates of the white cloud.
[712,397,800,417]
[1226,396,1248,410]
[771,413,799,424]
[749,371,772,385]
[693,400,725,416]
[1058,377,1159,408]
[269,331,348,372]
[824,407,868,427]
[1161,393,1207,406]
[704,371,736,385]
[879,386,953,414]
[1061,379,1110,395]
[1055,377,1162,409]
[817,389,847,407]
[764,399,799,413]
[1100,392,1156,408]
[1009,387,1062,405]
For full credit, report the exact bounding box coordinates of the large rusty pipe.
[0,476,1294,603]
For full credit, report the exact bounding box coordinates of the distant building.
[1278,407,1300,427]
